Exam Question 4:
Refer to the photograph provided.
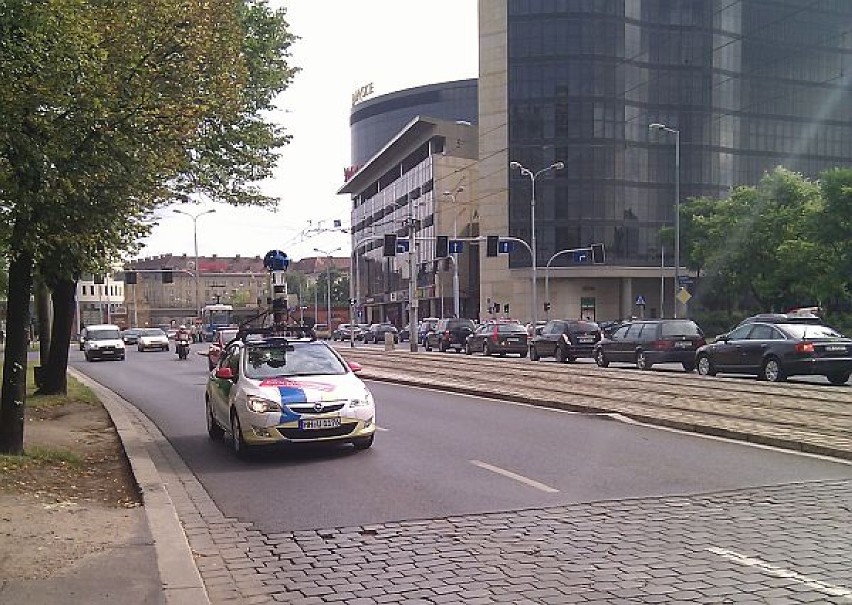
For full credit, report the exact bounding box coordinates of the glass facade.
[350,79,478,166]
[506,0,852,269]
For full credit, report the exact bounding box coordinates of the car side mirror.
[348,361,362,373]
[215,367,234,380]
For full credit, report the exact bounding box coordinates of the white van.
[81,324,125,361]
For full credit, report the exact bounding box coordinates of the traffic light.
[486,235,499,257]
[383,234,397,257]
[124,271,137,285]
[503,303,510,314]
[436,235,449,258]
[162,269,173,284]
[544,302,551,312]
[591,243,606,264]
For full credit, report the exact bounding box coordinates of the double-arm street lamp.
[173,208,216,320]
[314,247,342,333]
[441,185,465,318]
[509,160,564,328]
[648,123,681,318]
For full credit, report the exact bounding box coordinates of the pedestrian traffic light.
[124,271,137,285]
[486,235,499,257]
[544,302,551,312]
[591,243,606,264]
[503,303,510,314]
[162,269,173,284]
[436,235,449,258]
[383,234,397,257]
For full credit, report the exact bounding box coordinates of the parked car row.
[355,312,851,386]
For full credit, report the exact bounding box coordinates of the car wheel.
[595,348,609,368]
[353,434,374,450]
[483,342,491,356]
[425,340,432,351]
[555,347,566,363]
[636,350,652,370]
[519,350,527,358]
[206,398,224,440]
[230,410,251,458]
[761,357,786,382]
[439,341,449,353]
[697,354,716,376]
[682,361,696,372]
[137,345,143,352]
[465,343,473,355]
[529,346,540,361]
[827,371,850,385]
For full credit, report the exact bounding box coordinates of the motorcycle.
[176,337,191,360]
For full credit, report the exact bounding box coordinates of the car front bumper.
[239,412,376,446]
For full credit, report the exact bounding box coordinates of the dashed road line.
[707,546,852,601]
[470,459,559,493]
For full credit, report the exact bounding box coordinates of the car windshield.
[243,342,346,379]
[88,329,121,340]
[780,324,843,339]
[660,321,703,337]
[139,329,165,336]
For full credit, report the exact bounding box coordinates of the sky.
[137,1,479,263]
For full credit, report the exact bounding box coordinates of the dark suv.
[593,319,705,371]
[425,318,476,352]
[529,320,601,362]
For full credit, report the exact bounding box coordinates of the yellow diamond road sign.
[676,287,692,305]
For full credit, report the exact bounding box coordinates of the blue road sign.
[678,275,694,286]
[498,240,513,254]
[449,241,464,254]
[396,239,410,253]
[573,251,589,263]
[635,295,647,306]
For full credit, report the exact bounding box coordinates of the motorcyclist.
[176,325,192,343]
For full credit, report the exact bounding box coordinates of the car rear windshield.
[780,324,843,339]
[243,343,346,379]
[219,330,238,342]
[139,329,165,336]
[660,321,703,337]
[88,329,121,340]
[570,321,599,332]
[498,324,528,334]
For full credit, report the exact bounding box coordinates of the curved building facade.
[350,79,478,168]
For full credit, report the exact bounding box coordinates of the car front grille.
[287,402,346,415]
[277,423,357,440]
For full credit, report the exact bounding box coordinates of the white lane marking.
[706,547,852,601]
[470,460,559,493]
[374,425,389,432]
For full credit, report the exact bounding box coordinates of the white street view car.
[205,332,376,457]
[136,328,170,352]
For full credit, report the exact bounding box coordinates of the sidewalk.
[65,368,210,605]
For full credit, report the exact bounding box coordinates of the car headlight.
[349,390,374,408]
[246,396,282,414]
[89,342,99,349]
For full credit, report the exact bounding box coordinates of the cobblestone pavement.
[151,402,851,605]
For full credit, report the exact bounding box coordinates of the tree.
[0,0,298,453]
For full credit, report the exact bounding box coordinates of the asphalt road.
[68,342,852,536]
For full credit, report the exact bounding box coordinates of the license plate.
[826,345,846,352]
[506,338,519,343]
[675,341,693,349]
[578,337,593,343]
[300,417,341,430]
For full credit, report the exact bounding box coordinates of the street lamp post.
[649,123,681,318]
[509,161,564,328]
[441,186,464,317]
[173,208,216,321]
[314,247,342,336]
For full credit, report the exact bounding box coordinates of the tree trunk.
[38,278,76,395]
[0,249,35,455]
[34,276,52,388]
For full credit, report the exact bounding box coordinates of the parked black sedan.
[695,321,852,384]
[593,319,705,371]
[530,319,601,362]
[362,323,398,344]
[464,322,528,357]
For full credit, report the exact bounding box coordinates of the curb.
[360,372,852,462]
[69,368,210,605]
